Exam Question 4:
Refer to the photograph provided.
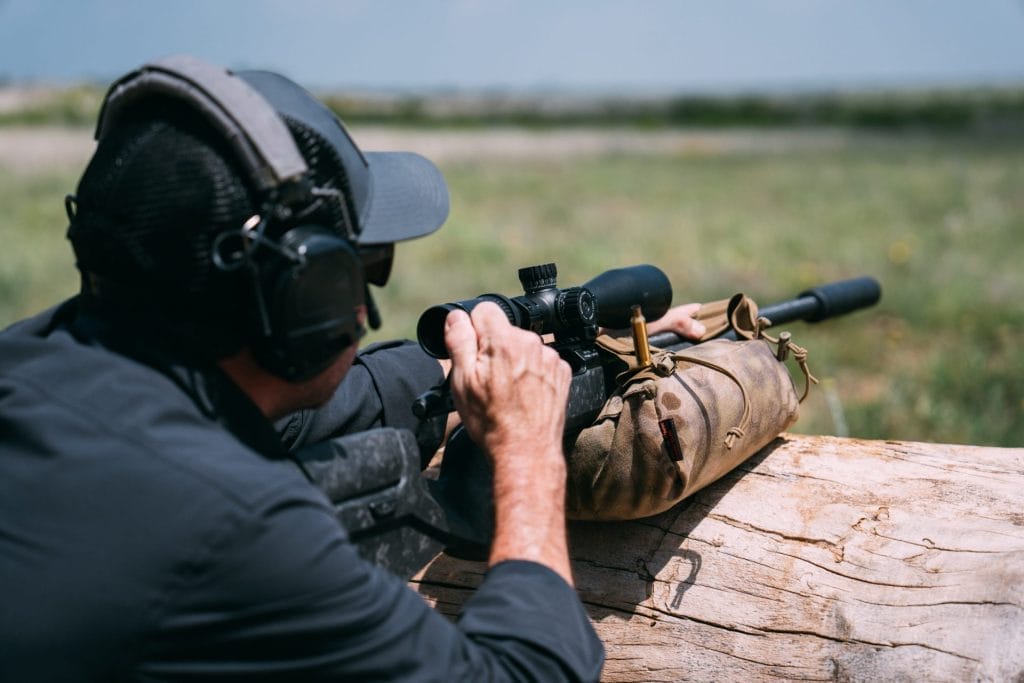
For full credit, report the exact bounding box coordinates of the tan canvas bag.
[566,294,817,520]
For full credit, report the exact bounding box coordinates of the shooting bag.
[565,294,817,521]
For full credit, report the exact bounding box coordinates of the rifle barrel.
[649,276,881,351]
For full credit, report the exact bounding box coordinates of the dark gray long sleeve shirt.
[0,300,604,681]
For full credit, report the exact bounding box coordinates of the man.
[0,55,606,681]
[0,56,704,680]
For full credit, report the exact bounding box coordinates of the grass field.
[1,126,1021,447]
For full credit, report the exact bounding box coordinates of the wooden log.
[410,435,1024,682]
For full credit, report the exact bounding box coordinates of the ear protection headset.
[94,55,366,381]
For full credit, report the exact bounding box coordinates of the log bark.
[410,435,1024,682]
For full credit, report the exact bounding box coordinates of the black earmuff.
[96,55,366,381]
[251,225,366,380]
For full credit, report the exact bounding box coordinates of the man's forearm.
[487,443,573,586]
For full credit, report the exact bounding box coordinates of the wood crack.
[873,532,1019,553]
[772,549,955,589]
[755,626,982,663]
[708,512,844,553]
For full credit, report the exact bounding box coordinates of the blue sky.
[2,1,1023,92]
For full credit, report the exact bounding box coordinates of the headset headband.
[94,55,308,194]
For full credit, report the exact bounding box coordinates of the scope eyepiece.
[416,294,520,359]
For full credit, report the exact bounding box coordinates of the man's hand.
[444,303,573,585]
[644,302,706,339]
[443,303,570,455]
[601,303,706,342]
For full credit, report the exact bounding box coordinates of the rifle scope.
[416,263,673,359]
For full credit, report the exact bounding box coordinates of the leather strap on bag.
[692,297,732,340]
[690,293,761,341]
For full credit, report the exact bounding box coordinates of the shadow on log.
[411,435,1024,682]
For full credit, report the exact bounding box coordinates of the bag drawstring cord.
[754,318,819,403]
[667,352,750,450]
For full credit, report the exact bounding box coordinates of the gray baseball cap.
[238,69,449,246]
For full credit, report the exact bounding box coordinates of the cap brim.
[238,69,449,246]
[358,151,449,245]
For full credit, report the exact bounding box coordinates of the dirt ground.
[0,124,854,172]
[0,126,98,171]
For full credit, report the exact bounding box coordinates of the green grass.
[2,130,1021,447]
[0,166,81,322]
[370,136,1023,447]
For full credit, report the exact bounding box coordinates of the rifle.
[412,263,881,434]
[297,264,881,578]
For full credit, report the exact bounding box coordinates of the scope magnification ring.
[557,288,597,328]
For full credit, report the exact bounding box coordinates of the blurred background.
[1,1,1022,446]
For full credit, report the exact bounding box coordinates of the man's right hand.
[444,303,574,584]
